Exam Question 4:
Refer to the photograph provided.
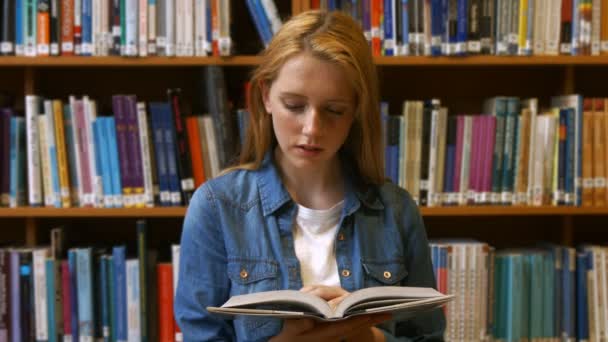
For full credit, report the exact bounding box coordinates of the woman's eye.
[326,108,344,115]
[285,104,305,112]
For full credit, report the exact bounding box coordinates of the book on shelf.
[207,286,454,322]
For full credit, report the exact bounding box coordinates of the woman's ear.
[260,81,272,115]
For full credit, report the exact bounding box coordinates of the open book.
[207,286,454,322]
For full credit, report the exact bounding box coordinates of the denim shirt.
[175,155,445,341]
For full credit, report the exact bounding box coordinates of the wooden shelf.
[3,55,608,67]
[0,56,264,67]
[0,207,187,218]
[2,206,608,218]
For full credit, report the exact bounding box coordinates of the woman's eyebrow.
[280,92,352,104]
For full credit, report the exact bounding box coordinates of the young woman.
[175,10,445,342]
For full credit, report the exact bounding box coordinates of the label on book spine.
[501,192,512,204]
[62,42,74,52]
[467,41,481,52]
[1,42,13,53]
[583,179,594,189]
[50,44,59,55]
[560,43,571,54]
[419,180,429,190]
[181,178,195,191]
[594,177,606,188]
[602,41,608,51]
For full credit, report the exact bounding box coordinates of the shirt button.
[341,269,351,277]
[240,269,248,279]
[383,271,391,279]
[338,233,345,241]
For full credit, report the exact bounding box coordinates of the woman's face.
[263,53,356,172]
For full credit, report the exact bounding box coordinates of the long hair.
[231,10,384,185]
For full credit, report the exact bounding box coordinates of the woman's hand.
[269,285,389,341]
[268,315,389,342]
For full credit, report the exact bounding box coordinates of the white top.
[293,200,344,287]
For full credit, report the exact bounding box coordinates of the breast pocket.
[362,260,408,288]
[227,259,282,340]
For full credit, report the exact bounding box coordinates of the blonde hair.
[231,10,384,185]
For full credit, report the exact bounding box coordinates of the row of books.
[0,0,282,58]
[385,95,608,208]
[430,241,606,342]
[5,227,606,342]
[1,224,183,342]
[305,0,608,57]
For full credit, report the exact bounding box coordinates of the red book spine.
[61,260,72,338]
[157,263,175,342]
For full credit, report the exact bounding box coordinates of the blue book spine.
[253,0,273,45]
[383,0,396,56]
[76,248,94,340]
[45,260,57,342]
[576,251,589,341]
[67,250,79,342]
[15,0,23,54]
[106,256,115,342]
[245,0,270,47]
[561,249,571,340]
[363,0,372,44]
[149,104,170,206]
[63,105,80,206]
[162,103,182,206]
[113,246,127,342]
[400,0,409,55]
[106,117,123,208]
[81,0,92,55]
[100,256,110,342]
[9,117,26,207]
[430,245,438,280]
[431,0,443,56]
[206,0,212,52]
[456,0,468,55]
[328,0,338,11]
[571,0,580,55]
[95,119,112,208]
[48,114,62,208]
[502,98,519,203]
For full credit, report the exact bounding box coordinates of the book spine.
[162,103,182,205]
[157,264,174,342]
[1,0,15,55]
[26,96,42,206]
[126,96,144,207]
[45,101,62,208]
[53,101,71,208]
[113,246,127,342]
[0,111,10,206]
[0,250,8,341]
[37,0,51,56]
[150,103,170,206]
[60,261,72,342]
[139,0,148,56]
[33,248,50,342]
[9,117,26,207]
[186,117,205,188]
[76,248,94,341]
[136,220,149,342]
[137,103,155,207]
[126,260,141,342]
[38,113,53,207]
[168,89,194,204]
[106,117,124,207]
[112,96,132,207]
[19,252,35,342]
[147,0,156,54]
[94,119,112,207]
[60,0,74,54]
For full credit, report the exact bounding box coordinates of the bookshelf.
[1,1,607,252]
[2,1,608,341]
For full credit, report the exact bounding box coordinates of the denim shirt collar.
[255,152,384,217]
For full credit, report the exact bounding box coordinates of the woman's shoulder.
[192,168,260,208]
[376,180,417,209]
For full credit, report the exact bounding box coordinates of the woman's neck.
[274,148,345,209]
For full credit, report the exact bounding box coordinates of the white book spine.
[525,99,538,205]
[126,260,141,342]
[165,0,175,56]
[202,116,220,179]
[33,248,50,341]
[459,117,472,205]
[125,0,138,56]
[69,96,84,207]
[218,0,231,56]
[84,98,101,207]
[38,114,54,207]
[260,0,282,34]
[26,96,43,206]
[137,103,154,207]
[532,116,546,206]
[532,0,545,55]
[184,0,194,56]
[171,245,182,341]
[592,0,601,55]
[92,0,99,55]
[194,0,207,56]
[148,0,157,54]
[139,0,148,56]
[101,0,111,56]
[74,0,82,55]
